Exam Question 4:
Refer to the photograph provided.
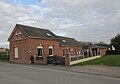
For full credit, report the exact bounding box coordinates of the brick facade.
[9,26,29,63]
[0,48,6,52]
[9,25,82,64]
[100,48,107,56]
[8,24,107,65]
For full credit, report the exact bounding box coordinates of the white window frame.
[18,32,22,40]
[37,46,43,57]
[14,47,18,58]
[48,46,53,56]
[15,33,18,40]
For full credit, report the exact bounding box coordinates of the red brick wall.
[9,26,29,63]
[28,37,82,57]
[9,26,28,42]
[59,46,82,56]
[28,38,82,64]
[100,48,107,56]
[9,26,82,64]
[28,38,60,56]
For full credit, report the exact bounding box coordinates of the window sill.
[49,55,53,57]
[14,58,18,59]
[38,56,43,57]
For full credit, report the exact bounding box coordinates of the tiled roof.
[17,24,56,39]
[57,36,80,46]
[17,24,80,46]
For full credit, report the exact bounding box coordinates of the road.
[0,62,120,84]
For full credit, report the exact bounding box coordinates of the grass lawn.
[75,55,120,67]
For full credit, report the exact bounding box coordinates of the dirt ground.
[70,65,120,78]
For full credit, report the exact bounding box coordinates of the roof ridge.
[16,24,49,31]
[16,24,57,39]
[56,35,74,39]
[9,24,80,46]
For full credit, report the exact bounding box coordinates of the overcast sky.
[0,0,120,48]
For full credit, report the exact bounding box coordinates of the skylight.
[62,40,66,42]
[46,33,51,37]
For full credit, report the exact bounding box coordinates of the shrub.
[106,50,120,55]
[0,52,9,61]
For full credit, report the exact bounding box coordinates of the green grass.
[75,55,120,67]
[0,52,9,61]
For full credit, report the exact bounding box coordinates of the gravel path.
[70,65,120,78]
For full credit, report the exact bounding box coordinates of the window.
[18,32,21,40]
[18,32,21,35]
[46,33,51,37]
[15,32,22,40]
[62,40,66,42]
[49,49,53,56]
[48,46,53,56]
[37,46,43,57]
[15,33,18,40]
[38,49,42,57]
[14,47,18,58]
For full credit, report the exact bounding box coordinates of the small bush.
[106,50,120,55]
[0,52,9,61]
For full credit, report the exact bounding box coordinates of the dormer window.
[46,33,51,37]
[62,40,66,42]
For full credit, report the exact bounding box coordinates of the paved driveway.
[0,62,120,84]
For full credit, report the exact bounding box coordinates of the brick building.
[0,48,6,52]
[8,24,82,64]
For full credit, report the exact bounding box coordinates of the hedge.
[106,50,120,55]
[0,52,9,60]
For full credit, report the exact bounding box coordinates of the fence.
[65,54,101,66]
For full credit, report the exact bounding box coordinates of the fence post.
[82,52,84,59]
[89,48,93,57]
[65,54,70,67]
[33,55,36,64]
[43,54,48,64]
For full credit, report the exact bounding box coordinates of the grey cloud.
[42,0,120,43]
[0,0,36,47]
[0,0,120,48]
